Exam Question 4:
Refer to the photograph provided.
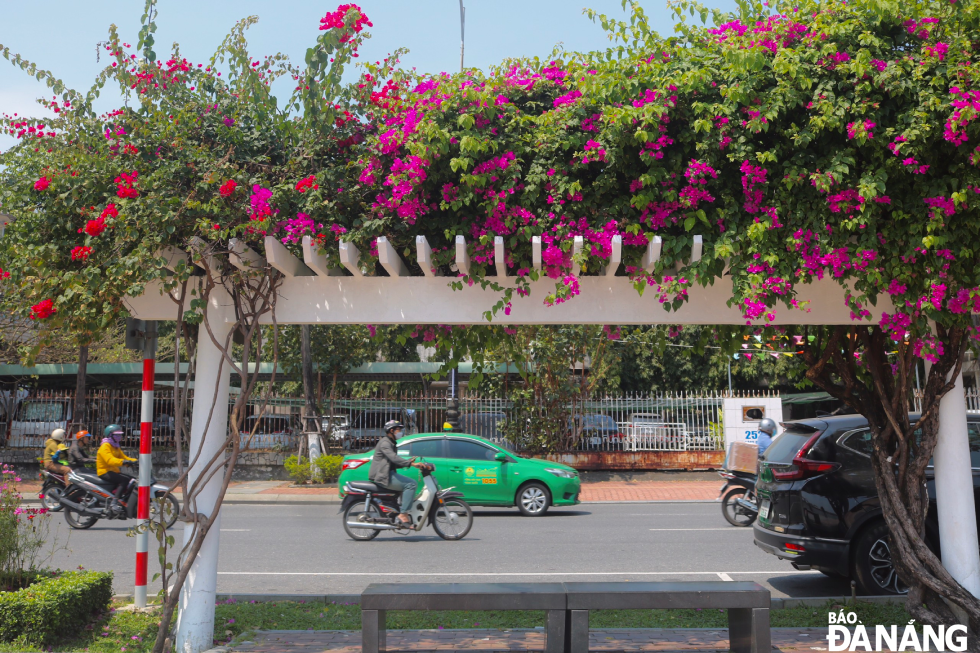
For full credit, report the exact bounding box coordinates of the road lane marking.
[650,526,752,533]
[717,573,734,581]
[217,571,821,576]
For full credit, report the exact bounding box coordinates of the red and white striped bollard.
[135,322,156,608]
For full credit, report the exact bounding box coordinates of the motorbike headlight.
[546,468,576,479]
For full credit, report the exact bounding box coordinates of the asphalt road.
[43,502,850,599]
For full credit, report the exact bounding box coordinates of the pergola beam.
[643,236,663,273]
[455,235,470,276]
[301,235,343,277]
[264,237,315,277]
[494,236,508,278]
[604,235,622,277]
[228,239,266,272]
[157,246,190,272]
[339,241,363,277]
[377,236,409,277]
[572,236,584,277]
[126,274,889,326]
[417,236,439,277]
[532,236,542,271]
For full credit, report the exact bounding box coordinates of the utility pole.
[459,0,465,72]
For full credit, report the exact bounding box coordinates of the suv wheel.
[852,521,908,595]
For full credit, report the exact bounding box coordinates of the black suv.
[753,414,980,595]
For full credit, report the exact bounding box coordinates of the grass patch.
[214,599,911,644]
[0,598,912,652]
[0,605,158,653]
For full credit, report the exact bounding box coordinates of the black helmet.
[758,418,777,436]
[384,420,404,434]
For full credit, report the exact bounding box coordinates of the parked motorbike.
[60,465,179,530]
[340,462,473,541]
[39,469,68,512]
[719,469,758,526]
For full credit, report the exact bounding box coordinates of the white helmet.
[758,418,777,436]
[50,428,66,442]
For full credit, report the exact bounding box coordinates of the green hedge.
[0,570,113,646]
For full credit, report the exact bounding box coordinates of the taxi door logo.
[465,467,475,477]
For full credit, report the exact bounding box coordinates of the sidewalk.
[17,479,720,504]
[224,627,832,652]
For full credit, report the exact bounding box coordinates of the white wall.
[723,396,784,448]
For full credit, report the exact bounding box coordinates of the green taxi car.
[338,432,581,516]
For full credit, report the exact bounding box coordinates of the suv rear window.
[763,429,814,463]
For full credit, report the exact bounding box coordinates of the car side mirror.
[495,452,508,462]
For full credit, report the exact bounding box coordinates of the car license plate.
[759,499,770,520]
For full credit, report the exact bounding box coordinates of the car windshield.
[763,429,814,463]
[580,415,616,428]
[353,411,402,428]
[247,417,291,434]
[17,401,66,422]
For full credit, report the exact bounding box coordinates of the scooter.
[340,462,473,541]
[719,469,758,527]
[59,465,179,530]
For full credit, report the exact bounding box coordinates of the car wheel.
[517,482,550,516]
[852,521,908,595]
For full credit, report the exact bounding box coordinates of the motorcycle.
[39,469,68,512]
[60,465,180,530]
[340,462,473,541]
[719,469,759,527]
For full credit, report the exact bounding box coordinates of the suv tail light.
[341,459,367,471]
[770,432,840,481]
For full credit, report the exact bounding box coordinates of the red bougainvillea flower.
[0,268,9,280]
[33,176,50,191]
[319,4,372,43]
[101,203,119,220]
[71,246,93,261]
[219,179,238,197]
[115,170,139,199]
[29,299,56,320]
[83,217,107,237]
[295,175,318,193]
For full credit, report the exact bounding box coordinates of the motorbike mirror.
[494,451,508,462]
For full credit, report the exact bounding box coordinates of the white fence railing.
[0,389,792,454]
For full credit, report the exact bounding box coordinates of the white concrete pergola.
[121,233,980,653]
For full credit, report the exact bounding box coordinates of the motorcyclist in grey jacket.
[368,420,426,525]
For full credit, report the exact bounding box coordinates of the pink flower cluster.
[904,17,940,39]
[846,120,876,140]
[583,140,606,164]
[945,87,980,146]
[923,195,955,219]
[319,4,373,43]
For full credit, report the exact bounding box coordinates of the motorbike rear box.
[724,441,759,474]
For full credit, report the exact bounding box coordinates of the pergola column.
[934,365,980,599]
[174,290,233,653]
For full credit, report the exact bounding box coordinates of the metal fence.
[0,388,744,454]
[911,388,980,413]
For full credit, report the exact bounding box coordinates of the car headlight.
[546,468,577,479]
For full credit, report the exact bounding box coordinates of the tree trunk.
[801,325,980,649]
[72,343,89,436]
[300,324,318,434]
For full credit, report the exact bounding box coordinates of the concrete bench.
[360,582,569,653]
[563,581,770,653]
